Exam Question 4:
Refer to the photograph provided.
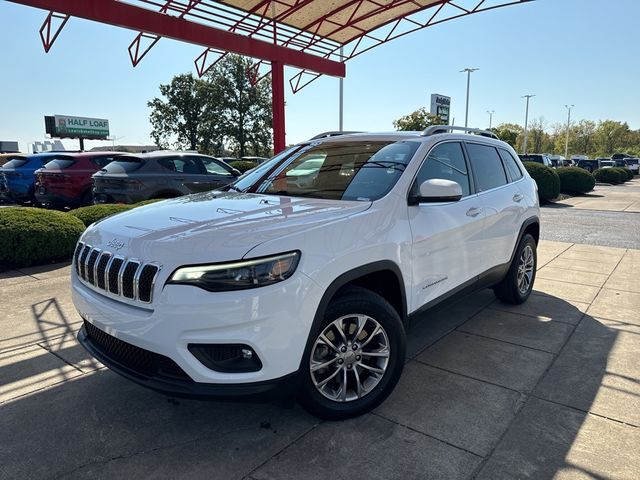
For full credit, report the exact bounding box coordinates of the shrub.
[593,168,623,184]
[621,168,634,180]
[0,208,85,267]
[69,204,134,227]
[556,167,595,194]
[612,168,630,182]
[228,160,258,173]
[523,162,560,201]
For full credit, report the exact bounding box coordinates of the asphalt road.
[541,205,640,249]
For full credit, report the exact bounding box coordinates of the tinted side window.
[176,157,204,174]
[414,142,470,197]
[466,143,508,191]
[201,157,233,175]
[498,149,523,182]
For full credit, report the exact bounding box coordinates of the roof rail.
[421,125,499,140]
[308,131,363,140]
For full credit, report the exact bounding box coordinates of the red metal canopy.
[9,0,532,153]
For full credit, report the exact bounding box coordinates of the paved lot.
[1,239,639,480]
[541,178,640,249]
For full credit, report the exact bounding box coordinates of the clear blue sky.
[1,0,639,152]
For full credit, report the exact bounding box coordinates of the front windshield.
[230,140,420,201]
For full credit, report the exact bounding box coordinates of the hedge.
[69,204,134,227]
[555,167,595,194]
[228,160,258,173]
[523,161,560,201]
[621,168,634,181]
[0,208,85,267]
[612,168,630,182]
[593,168,624,184]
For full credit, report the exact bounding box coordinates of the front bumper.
[78,321,298,400]
[72,269,324,388]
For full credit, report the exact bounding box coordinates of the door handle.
[466,207,483,217]
[513,193,524,203]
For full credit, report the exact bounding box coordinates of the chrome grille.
[74,242,160,303]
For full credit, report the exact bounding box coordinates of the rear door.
[408,141,487,310]
[466,142,525,269]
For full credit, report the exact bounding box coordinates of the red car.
[35,152,123,208]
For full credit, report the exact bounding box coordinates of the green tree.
[491,123,523,149]
[148,55,272,156]
[393,108,442,131]
[148,73,214,151]
[205,55,272,157]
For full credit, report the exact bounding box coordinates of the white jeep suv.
[73,126,540,419]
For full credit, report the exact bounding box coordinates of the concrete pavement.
[1,240,639,479]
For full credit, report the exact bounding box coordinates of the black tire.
[493,233,537,305]
[298,287,406,420]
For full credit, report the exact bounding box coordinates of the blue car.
[0,152,64,204]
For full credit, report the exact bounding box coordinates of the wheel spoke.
[316,365,342,388]
[319,333,339,353]
[311,356,338,372]
[353,315,368,342]
[334,318,349,345]
[357,362,385,374]
[340,368,348,402]
[359,325,381,349]
[361,349,389,358]
[353,366,363,398]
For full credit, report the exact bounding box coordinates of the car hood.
[80,191,371,263]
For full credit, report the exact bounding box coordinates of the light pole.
[461,68,479,128]
[564,104,574,160]
[522,94,535,154]
[486,110,495,129]
[338,46,344,131]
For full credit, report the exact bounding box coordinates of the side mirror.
[231,168,241,176]
[411,179,463,204]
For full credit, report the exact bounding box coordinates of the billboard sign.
[430,94,451,125]
[45,115,110,139]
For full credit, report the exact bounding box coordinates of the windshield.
[43,157,76,170]
[626,158,639,165]
[600,161,614,167]
[231,140,420,201]
[2,157,28,169]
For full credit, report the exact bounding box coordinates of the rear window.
[519,155,542,164]
[2,157,27,168]
[101,157,144,173]
[43,157,76,170]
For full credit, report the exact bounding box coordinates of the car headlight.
[167,251,300,292]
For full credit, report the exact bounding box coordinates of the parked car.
[599,160,615,169]
[92,151,241,204]
[73,126,540,419]
[623,157,639,175]
[0,152,64,204]
[576,159,600,172]
[0,152,25,167]
[518,154,553,167]
[34,151,124,209]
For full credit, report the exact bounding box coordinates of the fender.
[297,260,407,373]
[509,215,540,265]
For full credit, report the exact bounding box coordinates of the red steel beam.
[8,0,345,77]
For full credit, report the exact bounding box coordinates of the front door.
[408,141,486,311]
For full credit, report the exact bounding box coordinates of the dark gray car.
[92,151,240,204]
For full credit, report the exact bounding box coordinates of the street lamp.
[460,68,479,128]
[522,94,535,154]
[486,110,495,129]
[564,105,574,160]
